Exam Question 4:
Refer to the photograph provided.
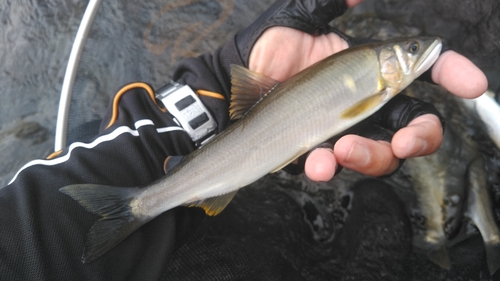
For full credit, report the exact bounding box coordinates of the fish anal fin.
[427,246,451,270]
[188,190,238,216]
[340,91,386,119]
[230,64,280,120]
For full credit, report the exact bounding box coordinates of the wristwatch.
[156,81,217,147]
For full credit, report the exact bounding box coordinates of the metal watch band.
[156,81,217,147]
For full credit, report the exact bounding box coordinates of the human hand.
[246,2,487,181]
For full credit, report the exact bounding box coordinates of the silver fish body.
[140,45,420,217]
[60,37,442,263]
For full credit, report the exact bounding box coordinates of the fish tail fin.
[484,239,500,276]
[60,184,145,263]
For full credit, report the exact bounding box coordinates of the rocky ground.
[0,0,499,280]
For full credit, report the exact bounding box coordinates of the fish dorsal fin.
[340,90,387,119]
[187,190,238,216]
[230,64,280,120]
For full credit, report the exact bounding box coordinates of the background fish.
[401,122,475,269]
[60,37,442,263]
[464,156,500,275]
[386,83,500,276]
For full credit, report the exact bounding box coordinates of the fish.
[403,127,473,270]
[465,157,500,275]
[60,37,442,263]
[391,84,500,275]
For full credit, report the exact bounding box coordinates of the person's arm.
[0,85,205,279]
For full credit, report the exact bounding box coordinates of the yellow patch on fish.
[343,75,357,93]
[377,77,386,92]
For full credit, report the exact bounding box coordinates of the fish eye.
[407,41,419,53]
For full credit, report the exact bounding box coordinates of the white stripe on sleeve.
[8,119,183,185]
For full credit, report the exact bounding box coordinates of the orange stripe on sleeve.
[105,82,166,129]
[196,89,226,100]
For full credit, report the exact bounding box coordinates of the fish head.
[377,37,442,98]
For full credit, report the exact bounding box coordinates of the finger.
[304,148,338,182]
[334,135,400,177]
[346,0,363,8]
[431,50,488,98]
[391,114,443,159]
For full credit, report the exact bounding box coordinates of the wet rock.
[10,121,48,144]
[0,120,52,186]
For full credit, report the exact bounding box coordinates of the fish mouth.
[414,38,442,75]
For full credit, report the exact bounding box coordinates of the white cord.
[54,0,102,151]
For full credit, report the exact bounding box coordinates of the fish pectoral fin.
[271,153,303,173]
[427,246,451,270]
[163,155,184,174]
[340,90,387,119]
[187,190,238,216]
[229,64,280,120]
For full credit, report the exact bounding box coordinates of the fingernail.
[346,141,370,166]
[406,137,427,157]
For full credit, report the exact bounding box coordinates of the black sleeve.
[173,37,243,132]
[0,41,238,280]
